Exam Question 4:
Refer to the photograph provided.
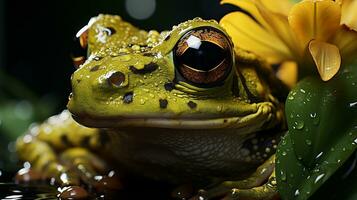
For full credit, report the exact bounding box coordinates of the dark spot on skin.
[90,65,100,72]
[118,52,128,56]
[159,99,168,109]
[129,62,158,74]
[99,130,110,147]
[123,92,134,104]
[142,52,156,57]
[80,136,91,147]
[61,134,72,147]
[164,34,171,41]
[108,71,126,87]
[187,101,197,109]
[223,119,228,123]
[77,79,81,83]
[164,82,175,91]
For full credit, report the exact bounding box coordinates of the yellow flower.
[220,0,357,85]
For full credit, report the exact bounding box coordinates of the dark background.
[0,0,237,172]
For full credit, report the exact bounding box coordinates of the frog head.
[68,15,283,133]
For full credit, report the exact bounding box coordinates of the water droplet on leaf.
[314,174,325,183]
[306,140,312,146]
[294,120,304,130]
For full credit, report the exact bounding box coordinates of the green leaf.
[276,62,357,199]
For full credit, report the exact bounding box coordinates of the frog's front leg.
[15,110,121,195]
[193,155,278,200]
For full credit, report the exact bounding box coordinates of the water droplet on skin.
[288,96,294,100]
[119,55,132,62]
[305,140,312,146]
[240,148,250,156]
[289,113,294,119]
[294,120,304,130]
[300,89,306,93]
[295,189,300,196]
[216,105,223,112]
[140,99,146,105]
[265,147,271,153]
[282,151,287,156]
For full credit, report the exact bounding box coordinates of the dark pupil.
[179,41,226,71]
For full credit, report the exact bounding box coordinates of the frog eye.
[71,26,89,68]
[174,27,233,87]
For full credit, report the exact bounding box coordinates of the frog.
[16,14,288,199]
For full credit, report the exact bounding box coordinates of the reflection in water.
[0,183,57,200]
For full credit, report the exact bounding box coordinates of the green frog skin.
[16,15,287,199]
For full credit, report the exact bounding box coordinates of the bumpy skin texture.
[16,15,287,199]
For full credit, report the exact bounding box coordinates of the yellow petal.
[333,25,357,63]
[289,0,341,46]
[259,0,294,16]
[220,12,292,63]
[254,1,302,58]
[276,61,298,88]
[309,40,341,81]
[220,0,272,31]
[220,0,294,32]
[340,0,357,31]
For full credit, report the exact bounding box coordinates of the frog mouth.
[71,102,279,133]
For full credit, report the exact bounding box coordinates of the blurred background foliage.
[0,0,236,175]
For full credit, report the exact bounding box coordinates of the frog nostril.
[108,71,126,87]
